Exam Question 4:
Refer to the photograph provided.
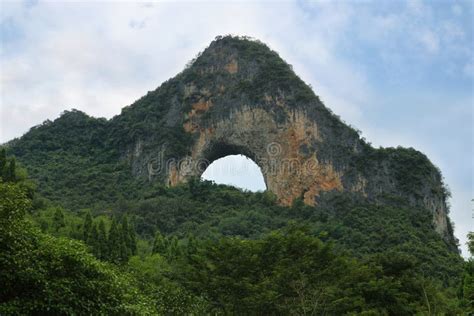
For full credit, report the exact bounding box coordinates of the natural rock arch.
[163,105,343,206]
[127,36,451,241]
[126,36,361,207]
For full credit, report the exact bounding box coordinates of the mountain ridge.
[6,35,458,250]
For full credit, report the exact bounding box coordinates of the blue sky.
[0,0,472,256]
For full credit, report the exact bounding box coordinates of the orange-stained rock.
[178,98,345,206]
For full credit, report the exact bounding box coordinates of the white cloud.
[464,60,474,77]
[417,30,440,54]
[1,1,468,140]
[0,1,366,140]
[452,4,463,16]
[407,0,426,15]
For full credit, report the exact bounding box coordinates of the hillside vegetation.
[1,149,473,314]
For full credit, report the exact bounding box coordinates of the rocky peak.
[119,36,456,247]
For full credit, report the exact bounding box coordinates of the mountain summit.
[7,36,457,248]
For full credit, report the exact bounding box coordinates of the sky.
[0,0,472,256]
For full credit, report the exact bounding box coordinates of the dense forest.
[0,149,473,314]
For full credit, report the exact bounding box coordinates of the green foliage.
[52,207,65,232]
[4,111,151,210]
[459,232,474,312]
[0,148,16,182]
[128,253,210,314]
[353,146,450,202]
[0,181,32,254]
[108,181,462,285]
[91,215,138,264]
[83,210,93,241]
[468,231,474,256]
[0,159,469,314]
[28,205,83,240]
[0,179,155,315]
[152,231,168,254]
[96,219,109,260]
[461,259,474,312]
[1,232,155,315]
[157,227,461,315]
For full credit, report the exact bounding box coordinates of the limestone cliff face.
[114,36,453,244]
[181,105,343,206]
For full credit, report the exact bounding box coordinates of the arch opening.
[201,154,266,192]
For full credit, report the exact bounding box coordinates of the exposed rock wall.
[179,105,344,206]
